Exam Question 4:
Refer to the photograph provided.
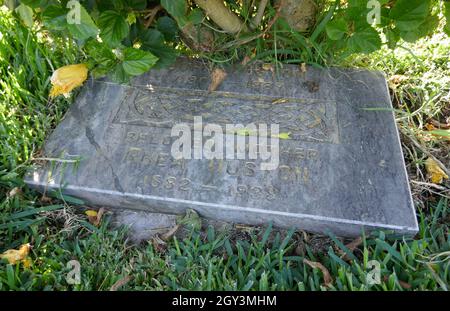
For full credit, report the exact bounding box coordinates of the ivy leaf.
[141,29,178,69]
[161,0,187,25]
[121,48,158,76]
[348,27,381,54]
[98,11,129,47]
[390,0,430,31]
[325,19,348,41]
[67,4,98,40]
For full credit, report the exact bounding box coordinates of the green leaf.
[390,0,430,31]
[15,3,33,27]
[444,2,450,36]
[325,18,348,40]
[98,11,129,47]
[348,27,381,54]
[161,0,187,25]
[128,0,147,10]
[67,4,98,40]
[157,16,179,41]
[19,0,49,9]
[112,63,129,83]
[399,14,439,43]
[187,8,204,25]
[385,28,400,50]
[121,48,158,76]
[430,129,450,138]
[141,29,178,69]
[41,5,67,31]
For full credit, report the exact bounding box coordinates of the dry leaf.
[150,235,167,253]
[425,158,449,184]
[50,64,88,98]
[398,280,412,289]
[0,243,31,265]
[303,259,332,286]
[337,237,363,261]
[262,63,274,72]
[388,74,408,88]
[161,224,180,241]
[300,63,307,73]
[241,55,251,66]
[7,187,22,199]
[40,195,53,204]
[110,275,133,291]
[345,237,363,251]
[86,207,105,226]
[208,68,227,92]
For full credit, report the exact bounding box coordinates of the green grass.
[0,8,449,291]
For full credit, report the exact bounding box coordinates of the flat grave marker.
[25,58,418,237]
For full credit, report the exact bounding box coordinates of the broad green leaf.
[67,4,98,40]
[347,27,381,54]
[188,8,204,25]
[400,14,439,43]
[161,0,187,25]
[15,3,33,27]
[19,0,49,9]
[157,16,179,41]
[385,28,400,50]
[128,0,147,10]
[445,2,450,36]
[325,19,348,40]
[122,48,158,76]
[112,63,129,83]
[141,29,178,69]
[98,11,129,47]
[41,5,67,31]
[390,0,430,31]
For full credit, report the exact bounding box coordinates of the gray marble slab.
[25,58,418,237]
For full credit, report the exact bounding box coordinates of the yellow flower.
[49,64,88,98]
[85,210,98,217]
[425,158,449,184]
[0,243,31,265]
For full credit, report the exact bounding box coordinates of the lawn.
[0,7,449,291]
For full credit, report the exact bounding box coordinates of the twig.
[218,0,283,50]
[402,130,450,178]
[411,180,449,191]
[250,0,269,30]
[144,5,162,28]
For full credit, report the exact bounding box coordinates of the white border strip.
[27,180,419,232]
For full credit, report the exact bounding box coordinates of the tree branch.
[194,0,248,34]
[250,0,269,30]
